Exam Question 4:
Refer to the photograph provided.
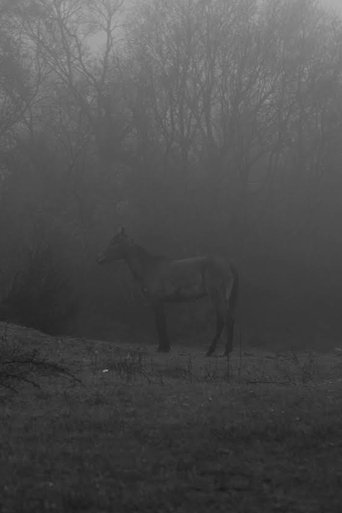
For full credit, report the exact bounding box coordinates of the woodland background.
[0,0,342,350]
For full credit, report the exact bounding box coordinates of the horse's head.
[97,226,131,264]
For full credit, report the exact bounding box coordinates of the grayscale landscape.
[1,1,342,512]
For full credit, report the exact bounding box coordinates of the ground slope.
[1,323,342,512]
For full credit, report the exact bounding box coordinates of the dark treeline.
[0,0,341,348]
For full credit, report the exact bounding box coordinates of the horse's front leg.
[153,302,170,352]
[223,311,235,357]
[206,310,224,357]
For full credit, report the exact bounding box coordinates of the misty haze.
[1,1,342,512]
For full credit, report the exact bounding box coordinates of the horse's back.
[146,254,236,302]
[164,255,234,277]
[167,254,235,290]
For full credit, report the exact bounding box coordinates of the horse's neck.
[124,243,155,284]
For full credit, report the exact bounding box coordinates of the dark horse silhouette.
[97,227,239,357]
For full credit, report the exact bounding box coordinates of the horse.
[97,227,239,357]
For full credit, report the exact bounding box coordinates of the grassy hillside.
[1,323,342,512]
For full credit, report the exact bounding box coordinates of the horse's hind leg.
[206,306,225,357]
[223,311,235,356]
[154,302,170,353]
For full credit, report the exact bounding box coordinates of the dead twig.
[1,372,41,389]
[245,380,292,385]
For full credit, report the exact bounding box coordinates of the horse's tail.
[228,262,239,312]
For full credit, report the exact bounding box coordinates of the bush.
[0,246,77,334]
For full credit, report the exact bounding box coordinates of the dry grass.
[1,322,342,512]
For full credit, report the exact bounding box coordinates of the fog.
[321,0,342,12]
[0,0,341,351]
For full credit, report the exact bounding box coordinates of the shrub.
[0,246,77,334]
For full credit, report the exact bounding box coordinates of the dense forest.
[0,0,341,349]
